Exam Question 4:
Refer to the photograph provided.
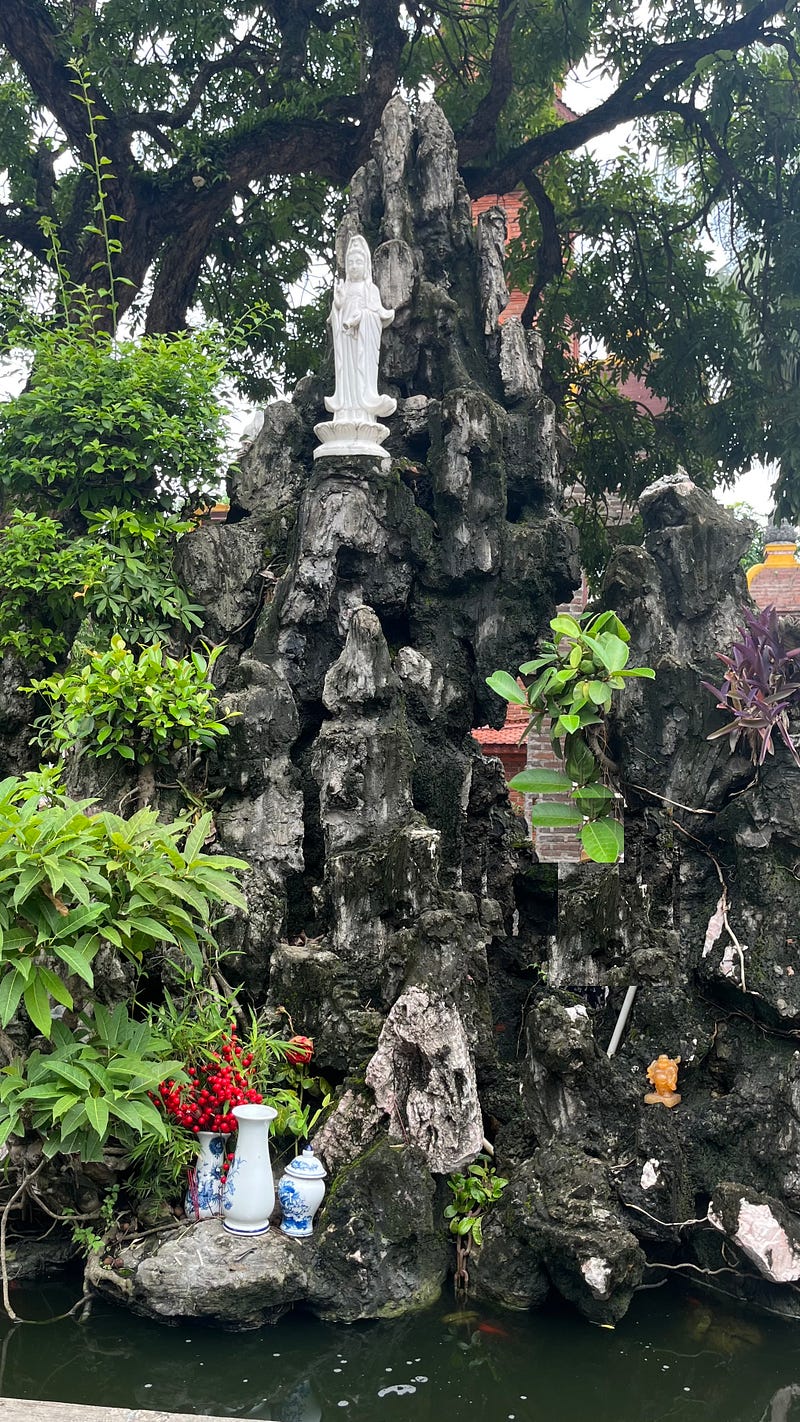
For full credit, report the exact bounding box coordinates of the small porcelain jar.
[277,1146,327,1237]
[184,1131,224,1221]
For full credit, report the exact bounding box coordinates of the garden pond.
[2,1280,800,1421]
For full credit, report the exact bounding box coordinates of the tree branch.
[209,116,362,188]
[660,100,765,214]
[0,0,125,162]
[359,0,407,143]
[0,203,51,261]
[462,0,787,195]
[519,171,564,326]
[457,0,518,164]
[122,37,274,137]
[144,193,232,335]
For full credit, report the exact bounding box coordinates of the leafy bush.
[703,604,800,766]
[25,636,230,766]
[0,1005,185,1162]
[0,774,247,1038]
[0,325,229,514]
[0,506,202,665]
[487,609,655,862]
[80,507,204,647]
[0,511,102,663]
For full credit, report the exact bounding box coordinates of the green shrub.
[80,507,204,646]
[0,326,229,514]
[25,636,230,766]
[0,773,248,1038]
[0,511,102,663]
[0,507,203,665]
[0,1005,185,1162]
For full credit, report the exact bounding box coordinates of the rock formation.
[97,94,577,1324]
[15,96,800,1329]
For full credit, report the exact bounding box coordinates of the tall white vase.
[222,1103,278,1235]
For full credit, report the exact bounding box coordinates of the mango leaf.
[84,1094,109,1139]
[580,819,624,863]
[37,966,73,1009]
[24,975,53,1037]
[0,969,26,1027]
[485,671,528,706]
[508,769,573,794]
[53,942,95,987]
[109,1097,143,1130]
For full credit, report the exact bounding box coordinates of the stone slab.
[0,1403,273,1422]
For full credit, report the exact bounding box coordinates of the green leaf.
[550,614,582,638]
[530,803,583,827]
[485,672,527,706]
[580,818,624,863]
[594,633,630,674]
[52,1092,81,1122]
[108,1097,143,1130]
[573,784,614,803]
[53,942,95,987]
[23,975,53,1037]
[37,966,73,1010]
[0,969,26,1028]
[84,1094,109,1139]
[556,715,581,734]
[618,666,656,679]
[49,1061,91,1092]
[508,768,573,794]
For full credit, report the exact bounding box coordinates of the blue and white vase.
[222,1103,278,1235]
[277,1146,327,1238]
[184,1131,224,1221]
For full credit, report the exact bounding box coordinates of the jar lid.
[285,1146,327,1179]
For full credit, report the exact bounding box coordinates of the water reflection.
[1,1281,800,1421]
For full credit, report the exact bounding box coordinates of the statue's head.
[345,235,371,281]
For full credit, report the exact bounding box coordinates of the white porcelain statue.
[314,234,396,461]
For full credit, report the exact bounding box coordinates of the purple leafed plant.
[702,605,800,767]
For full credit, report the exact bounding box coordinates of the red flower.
[286,1034,314,1066]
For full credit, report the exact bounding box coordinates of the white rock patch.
[640,1159,661,1191]
[708,1200,800,1282]
[581,1256,612,1297]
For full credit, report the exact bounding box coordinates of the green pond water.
[2,1279,799,1422]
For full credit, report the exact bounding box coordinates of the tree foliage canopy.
[0,0,798,516]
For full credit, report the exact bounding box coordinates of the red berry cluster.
[154,1027,262,1136]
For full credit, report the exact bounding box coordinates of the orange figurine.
[644,1054,681,1108]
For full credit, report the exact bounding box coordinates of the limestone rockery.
[86,98,800,1328]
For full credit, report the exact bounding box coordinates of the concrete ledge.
[0,1403,276,1422]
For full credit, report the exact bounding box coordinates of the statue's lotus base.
[644,1090,681,1108]
[314,419,391,462]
